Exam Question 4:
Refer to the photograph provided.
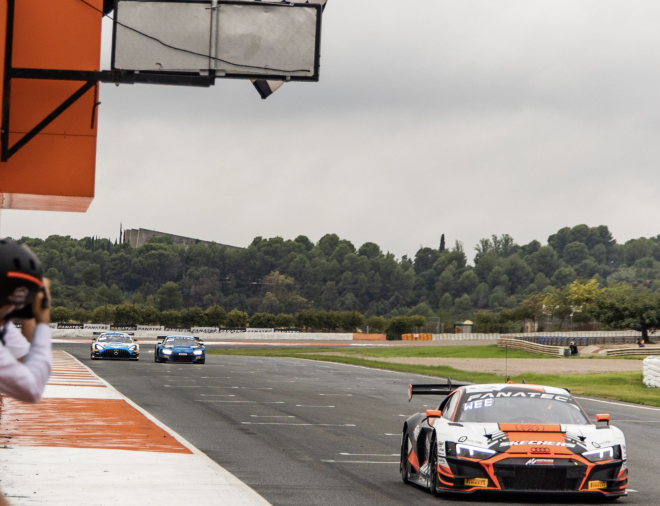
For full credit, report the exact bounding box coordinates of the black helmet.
[0,239,43,309]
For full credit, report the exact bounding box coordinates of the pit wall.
[52,330,386,341]
[643,357,660,388]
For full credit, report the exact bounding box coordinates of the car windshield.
[165,338,197,346]
[455,389,589,425]
[97,335,132,343]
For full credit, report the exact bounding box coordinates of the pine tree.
[439,234,445,252]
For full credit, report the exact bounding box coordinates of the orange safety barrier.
[353,333,386,341]
[402,333,433,341]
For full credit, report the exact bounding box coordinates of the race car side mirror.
[596,414,610,427]
[426,410,442,419]
[157,341,162,344]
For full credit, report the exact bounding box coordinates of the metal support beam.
[3,81,96,161]
[10,68,214,87]
[0,0,214,161]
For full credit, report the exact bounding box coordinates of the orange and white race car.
[401,382,627,498]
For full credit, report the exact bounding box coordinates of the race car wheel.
[154,352,160,363]
[428,439,441,496]
[400,431,411,484]
[197,359,205,364]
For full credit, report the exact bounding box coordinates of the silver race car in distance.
[90,332,139,360]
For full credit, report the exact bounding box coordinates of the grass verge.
[207,348,659,407]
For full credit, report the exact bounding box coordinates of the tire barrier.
[402,333,433,341]
[497,338,569,357]
[643,357,660,388]
[608,348,660,357]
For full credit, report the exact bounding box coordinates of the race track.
[58,343,658,505]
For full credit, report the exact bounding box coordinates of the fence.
[431,331,643,345]
[497,338,569,357]
[643,357,660,388]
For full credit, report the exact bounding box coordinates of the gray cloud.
[5,0,660,261]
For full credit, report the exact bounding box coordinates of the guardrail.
[606,348,660,357]
[497,338,569,357]
[643,356,660,388]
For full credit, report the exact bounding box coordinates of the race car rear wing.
[92,332,135,336]
[408,381,470,402]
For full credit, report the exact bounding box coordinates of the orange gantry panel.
[0,0,104,211]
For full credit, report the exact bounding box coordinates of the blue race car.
[154,335,205,364]
[90,332,139,360]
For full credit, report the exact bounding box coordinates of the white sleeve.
[0,323,52,403]
[2,322,31,360]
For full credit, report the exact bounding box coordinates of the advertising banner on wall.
[57,323,84,329]
[83,324,110,330]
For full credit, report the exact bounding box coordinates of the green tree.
[141,306,160,325]
[157,282,184,311]
[387,316,413,339]
[366,315,387,333]
[51,306,72,323]
[274,313,296,328]
[107,284,124,304]
[226,309,249,328]
[180,307,206,328]
[249,313,276,328]
[295,309,318,330]
[204,305,226,327]
[82,264,102,287]
[71,308,92,323]
[114,303,142,326]
[160,310,181,328]
[339,311,364,331]
[92,305,115,324]
[593,284,660,342]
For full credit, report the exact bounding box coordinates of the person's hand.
[31,278,51,325]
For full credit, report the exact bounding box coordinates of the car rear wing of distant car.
[92,332,135,337]
[408,381,471,401]
[157,336,203,342]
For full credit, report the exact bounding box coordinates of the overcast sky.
[4,0,660,262]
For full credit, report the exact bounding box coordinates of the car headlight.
[129,345,137,351]
[455,444,497,460]
[94,344,104,350]
[193,350,203,355]
[162,349,172,355]
[583,445,619,462]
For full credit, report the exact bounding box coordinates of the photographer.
[0,239,52,403]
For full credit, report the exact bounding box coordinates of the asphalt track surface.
[58,343,658,506]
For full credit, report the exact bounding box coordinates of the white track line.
[340,453,398,456]
[575,397,660,412]
[322,460,398,464]
[242,422,356,426]
[1,351,271,506]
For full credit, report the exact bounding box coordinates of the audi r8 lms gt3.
[90,332,139,360]
[154,335,205,364]
[401,382,627,498]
